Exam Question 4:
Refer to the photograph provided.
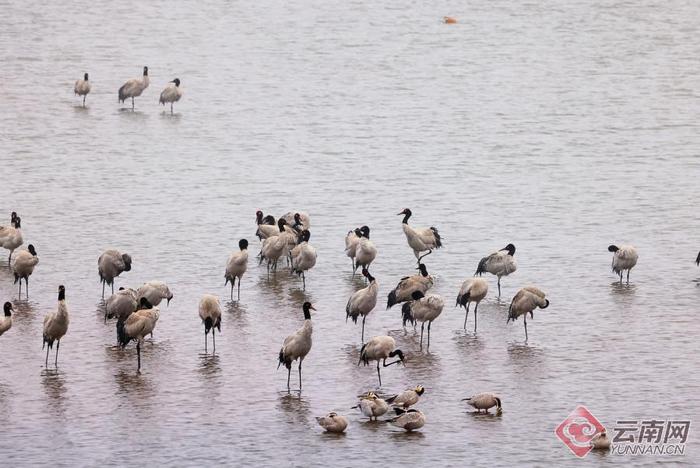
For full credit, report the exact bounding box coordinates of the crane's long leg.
[474,303,479,334]
[376,360,382,387]
[212,329,216,353]
[298,360,303,390]
[137,341,142,372]
[26,278,29,299]
[287,366,291,391]
[131,97,135,111]
[83,95,86,107]
[626,270,630,284]
[427,321,432,350]
[112,282,114,295]
[524,315,528,342]
[204,328,207,354]
[417,249,433,263]
[102,280,105,299]
[463,303,470,330]
[45,344,50,366]
[497,277,502,297]
[361,316,366,344]
[419,322,425,350]
[230,278,234,301]
[237,279,241,301]
[17,278,21,297]
[55,340,60,366]
[302,272,306,291]
[170,102,173,115]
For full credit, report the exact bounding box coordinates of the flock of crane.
[72,66,183,114]
[0,207,644,436]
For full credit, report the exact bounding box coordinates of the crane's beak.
[396,211,404,215]
[309,305,317,311]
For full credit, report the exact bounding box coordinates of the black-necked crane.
[291,230,317,290]
[316,412,349,433]
[255,210,277,240]
[74,73,91,106]
[118,66,149,110]
[401,291,445,350]
[0,302,13,337]
[397,208,442,263]
[42,285,69,367]
[386,263,433,309]
[104,287,137,325]
[354,226,377,275]
[136,281,173,307]
[346,268,378,343]
[282,211,311,230]
[456,277,488,332]
[608,244,638,284]
[98,249,132,298]
[225,239,249,301]
[278,302,315,391]
[475,243,517,297]
[0,215,23,264]
[12,244,39,299]
[507,286,549,341]
[159,78,183,114]
[199,294,222,353]
[462,392,502,414]
[118,297,159,372]
[391,408,426,431]
[260,219,290,273]
[358,335,405,387]
[344,228,361,272]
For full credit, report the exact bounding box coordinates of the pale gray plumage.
[475,244,517,297]
[356,392,389,421]
[278,303,314,391]
[0,216,23,263]
[74,73,91,106]
[225,239,249,301]
[391,408,426,431]
[608,244,638,284]
[386,263,433,309]
[358,335,405,387]
[199,294,222,353]
[387,385,425,409]
[136,281,173,307]
[118,66,149,110]
[159,78,183,114]
[290,230,317,290]
[119,298,159,372]
[98,249,132,298]
[401,292,444,350]
[463,392,502,413]
[398,208,442,263]
[12,244,38,298]
[43,286,69,367]
[344,228,361,272]
[316,412,349,433]
[345,268,378,343]
[507,286,549,341]
[281,211,310,230]
[456,277,489,332]
[105,287,137,323]
[354,226,377,274]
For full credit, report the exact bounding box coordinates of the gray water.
[1,1,699,466]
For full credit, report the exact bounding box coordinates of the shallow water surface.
[1,1,699,466]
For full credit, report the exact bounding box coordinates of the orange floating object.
[443,16,457,24]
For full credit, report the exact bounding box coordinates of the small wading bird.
[397,208,442,263]
[98,249,132,298]
[316,412,349,433]
[608,244,638,284]
[0,302,13,337]
[118,66,149,110]
[462,392,502,414]
[12,244,39,299]
[475,243,517,297]
[387,385,425,409]
[344,228,361,272]
[43,285,69,367]
[278,302,314,391]
[354,391,389,421]
[507,286,549,341]
[74,73,91,106]
[358,335,405,387]
[0,214,23,264]
[456,277,488,332]
[225,239,249,301]
[391,408,426,432]
[118,297,159,372]
[346,268,378,343]
[401,291,444,351]
[159,78,183,114]
[354,226,377,275]
[386,263,433,309]
[198,294,221,353]
[291,230,317,290]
